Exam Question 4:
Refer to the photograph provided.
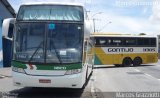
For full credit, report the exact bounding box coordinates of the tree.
[139,33,146,35]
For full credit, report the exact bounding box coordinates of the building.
[0,0,16,68]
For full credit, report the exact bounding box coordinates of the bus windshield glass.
[14,23,83,64]
[17,5,83,21]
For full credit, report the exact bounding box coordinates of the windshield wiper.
[28,41,43,63]
[50,38,62,64]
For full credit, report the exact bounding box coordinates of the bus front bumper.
[12,71,85,88]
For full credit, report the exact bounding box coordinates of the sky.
[7,0,160,35]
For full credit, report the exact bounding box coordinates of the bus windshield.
[14,23,83,64]
[17,5,83,21]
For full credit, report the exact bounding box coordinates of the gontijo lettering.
[108,48,134,52]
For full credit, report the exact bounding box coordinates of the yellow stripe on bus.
[95,47,158,65]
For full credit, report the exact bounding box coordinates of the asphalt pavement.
[92,61,160,98]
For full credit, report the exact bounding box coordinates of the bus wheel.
[122,58,132,67]
[133,57,142,66]
[114,64,121,67]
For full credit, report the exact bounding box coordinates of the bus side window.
[143,38,150,46]
[125,38,136,46]
[95,38,106,47]
[137,38,144,46]
[112,38,122,47]
[99,39,106,46]
[95,38,99,46]
[106,39,111,46]
[150,38,156,47]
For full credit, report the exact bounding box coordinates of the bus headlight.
[12,67,26,74]
[65,69,82,75]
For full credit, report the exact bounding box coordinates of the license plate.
[39,79,51,83]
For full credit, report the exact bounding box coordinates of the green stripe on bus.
[36,63,82,70]
[12,61,82,70]
[94,55,103,65]
[12,61,27,69]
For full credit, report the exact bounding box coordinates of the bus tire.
[133,57,142,66]
[122,58,132,67]
[114,64,121,67]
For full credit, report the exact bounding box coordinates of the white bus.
[2,3,94,88]
[92,33,158,67]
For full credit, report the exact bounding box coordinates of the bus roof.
[91,33,157,38]
[21,2,84,7]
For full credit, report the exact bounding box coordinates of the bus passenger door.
[86,40,94,76]
[2,18,15,67]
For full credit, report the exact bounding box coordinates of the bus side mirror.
[2,18,16,41]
